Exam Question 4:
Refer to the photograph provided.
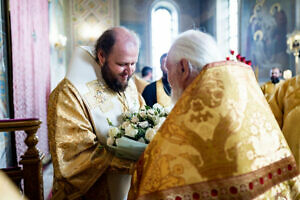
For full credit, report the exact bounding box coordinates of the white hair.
[168,30,224,72]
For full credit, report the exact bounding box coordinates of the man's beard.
[101,61,131,92]
[271,76,280,84]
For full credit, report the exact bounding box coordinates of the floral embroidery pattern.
[140,141,186,193]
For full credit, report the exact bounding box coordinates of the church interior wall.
[240,0,297,83]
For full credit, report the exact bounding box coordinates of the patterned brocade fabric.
[48,78,112,199]
[129,61,300,200]
[268,75,300,169]
[48,79,134,199]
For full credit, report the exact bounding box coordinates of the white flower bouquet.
[106,103,169,160]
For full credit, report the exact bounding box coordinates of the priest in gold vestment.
[129,30,300,200]
[142,53,172,108]
[260,67,284,101]
[48,27,144,200]
[268,75,300,169]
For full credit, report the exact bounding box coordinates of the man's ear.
[179,58,190,83]
[97,50,106,66]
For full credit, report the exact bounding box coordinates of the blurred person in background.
[261,67,284,101]
[142,53,171,107]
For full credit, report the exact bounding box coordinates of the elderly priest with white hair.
[129,30,300,200]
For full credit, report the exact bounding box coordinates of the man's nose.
[125,64,135,74]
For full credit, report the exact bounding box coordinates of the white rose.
[108,127,119,138]
[107,137,114,146]
[147,109,155,115]
[131,116,139,123]
[145,128,156,141]
[125,125,138,137]
[153,103,163,110]
[138,121,149,128]
[121,121,130,129]
[154,103,167,116]
[159,108,166,116]
[139,110,147,118]
[122,111,131,118]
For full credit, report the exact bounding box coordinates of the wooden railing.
[0,118,44,200]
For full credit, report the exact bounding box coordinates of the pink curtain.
[10,0,50,160]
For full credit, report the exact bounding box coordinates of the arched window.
[229,0,239,53]
[217,0,239,54]
[151,0,178,79]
